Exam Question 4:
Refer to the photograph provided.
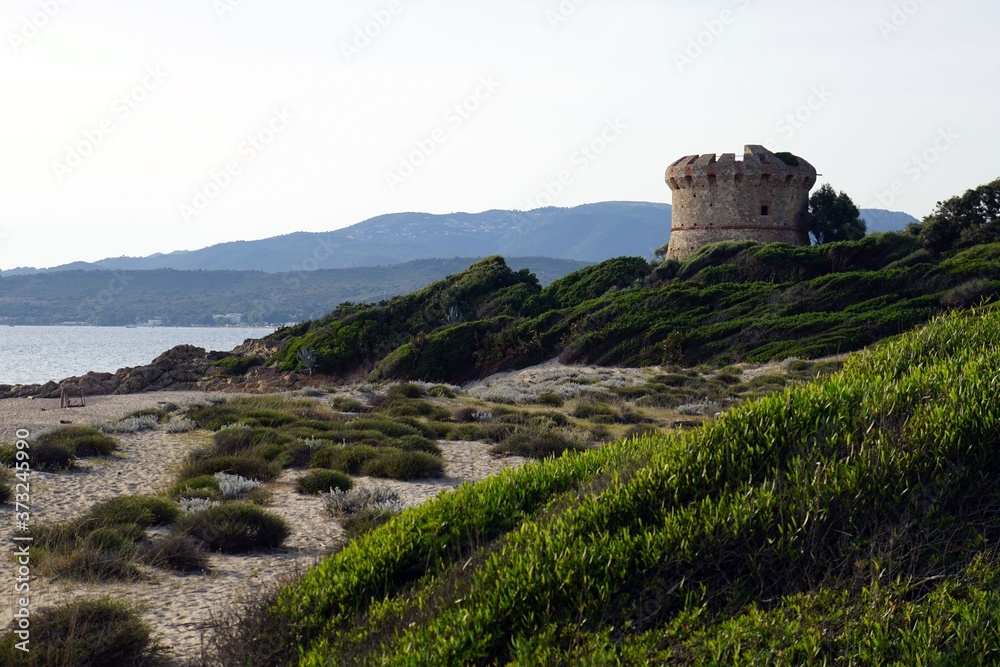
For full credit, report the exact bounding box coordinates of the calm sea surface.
[0,326,275,386]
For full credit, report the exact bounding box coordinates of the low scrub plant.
[102,414,159,434]
[214,472,263,499]
[37,426,118,457]
[165,418,198,434]
[142,533,209,572]
[325,485,404,517]
[178,456,281,483]
[178,497,222,514]
[0,597,164,666]
[29,495,178,583]
[359,449,445,480]
[490,431,587,459]
[296,470,354,495]
[175,502,290,554]
[170,475,221,500]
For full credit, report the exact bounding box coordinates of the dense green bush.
[295,470,354,495]
[178,456,281,483]
[169,475,221,500]
[359,449,445,480]
[0,597,163,666]
[310,445,380,475]
[88,496,180,528]
[176,502,289,553]
[211,427,291,456]
[213,355,264,376]
[142,533,210,572]
[490,431,587,459]
[31,442,75,470]
[38,426,118,457]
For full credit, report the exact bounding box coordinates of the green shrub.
[538,393,565,407]
[88,496,180,528]
[384,398,449,419]
[491,432,587,459]
[428,385,457,399]
[83,525,145,554]
[169,475,221,500]
[387,383,425,400]
[142,533,209,572]
[360,449,446,480]
[51,545,145,583]
[273,442,314,469]
[211,427,290,456]
[395,435,442,455]
[0,597,163,666]
[32,443,75,470]
[571,401,617,421]
[342,507,397,540]
[125,407,171,423]
[347,418,422,439]
[176,503,289,553]
[296,470,354,495]
[213,355,264,376]
[311,445,381,475]
[38,426,118,457]
[331,397,370,413]
[178,456,281,483]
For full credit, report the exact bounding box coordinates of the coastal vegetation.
[222,303,1000,665]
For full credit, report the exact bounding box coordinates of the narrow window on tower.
[760,201,770,216]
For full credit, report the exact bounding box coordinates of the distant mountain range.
[1,203,917,275]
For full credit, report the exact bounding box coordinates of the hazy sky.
[1,0,997,270]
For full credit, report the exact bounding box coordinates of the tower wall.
[664,145,817,261]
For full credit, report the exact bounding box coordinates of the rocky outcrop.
[0,343,323,399]
[0,345,214,399]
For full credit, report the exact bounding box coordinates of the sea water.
[0,326,274,386]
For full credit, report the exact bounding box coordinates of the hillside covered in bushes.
[224,300,1000,665]
[248,178,999,386]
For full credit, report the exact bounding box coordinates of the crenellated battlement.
[663,145,817,261]
[665,145,817,191]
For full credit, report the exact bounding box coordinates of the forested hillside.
[0,257,588,326]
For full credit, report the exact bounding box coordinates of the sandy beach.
[0,391,527,665]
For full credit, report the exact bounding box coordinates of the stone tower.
[664,145,817,261]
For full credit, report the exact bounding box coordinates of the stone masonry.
[664,145,817,261]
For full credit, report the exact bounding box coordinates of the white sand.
[0,391,526,665]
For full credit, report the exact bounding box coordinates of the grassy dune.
[238,304,1000,665]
